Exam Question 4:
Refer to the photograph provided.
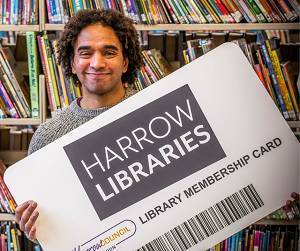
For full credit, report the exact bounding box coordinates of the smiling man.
[15,9,143,241]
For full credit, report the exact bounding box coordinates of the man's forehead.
[74,24,121,48]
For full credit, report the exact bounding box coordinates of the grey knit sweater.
[28,87,137,155]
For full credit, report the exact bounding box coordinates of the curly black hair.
[57,9,143,85]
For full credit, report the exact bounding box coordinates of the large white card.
[4,43,299,251]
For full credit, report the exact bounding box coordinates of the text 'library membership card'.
[5,43,299,251]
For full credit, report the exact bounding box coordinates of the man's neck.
[80,85,126,109]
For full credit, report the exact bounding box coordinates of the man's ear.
[123,57,129,73]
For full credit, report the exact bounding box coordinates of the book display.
[0,0,299,250]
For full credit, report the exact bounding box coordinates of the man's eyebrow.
[103,45,119,51]
[77,45,92,52]
[76,44,120,52]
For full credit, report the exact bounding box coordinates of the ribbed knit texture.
[28,87,137,154]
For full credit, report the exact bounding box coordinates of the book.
[0,45,31,118]
[0,127,10,150]
[257,32,289,119]
[266,38,297,120]
[26,31,40,118]
[281,61,299,118]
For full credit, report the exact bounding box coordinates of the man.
[15,9,143,241]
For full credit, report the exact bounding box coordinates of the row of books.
[0,0,39,25]
[0,43,31,119]
[207,225,299,251]
[144,30,299,61]
[135,49,171,91]
[181,31,299,121]
[25,32,82,116]
[25,31,172,115]
[45,0,300,24]
[0,164,16,214]
[0,30,298,119]
[238,32,299,121]
[0,126,34,151]
[0,222,41,251]
[183,37,213,62]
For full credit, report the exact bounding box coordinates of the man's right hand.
[15,200,39,241]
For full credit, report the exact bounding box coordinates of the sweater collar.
[69,86,137,118]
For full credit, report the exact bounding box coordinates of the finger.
[28,226,37,241]
[15,201,31,223]
[291,192,299,201]
[19,201,38,231]
[24,211,39,236]
[286,200,292,208]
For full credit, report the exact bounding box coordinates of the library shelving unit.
[44,23,300,31]
[255,219,300,226]
[0,25,39,32]
[0,213,15,221]
[0,0,299,126]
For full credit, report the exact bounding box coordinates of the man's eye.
[79,52,91,57]
[105,51,117,56]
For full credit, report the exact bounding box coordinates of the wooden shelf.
[255,219,300,226]
[0,118,41,126]
[0,151,27,165]
[45,23,300,31]
[287,121,300,128]
[0,213,15,221]
[0,25,39,31]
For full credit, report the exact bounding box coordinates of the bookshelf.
[0,213,15,221]
[0,150,28,166]
[0,118,41,126]
[44,23,300,31]
[0,25,39,32]
[0,0,298,124]
[255,219,300,226]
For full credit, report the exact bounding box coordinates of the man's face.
[72,24,128,96]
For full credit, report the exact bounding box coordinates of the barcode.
[137,184,264,251]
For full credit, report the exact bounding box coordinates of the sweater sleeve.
[27,125,50,155]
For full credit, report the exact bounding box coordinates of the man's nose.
[90,52,106,69]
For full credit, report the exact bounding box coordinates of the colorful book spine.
[266,40,297,120]
[281,61,299,118]
[188,0,208,23]
[0,80,19,118]
[253,0,273,22]
[26,31,40,118]
[37,34,56,112]
[43,34,61,110]
[193,0,215,23]
[163,0,180,23]
[246,0,267,22]
[0,46,31,117]
[6,225,11,251]
[257,32,289,119]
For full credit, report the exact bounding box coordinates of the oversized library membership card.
[5,43,299,251]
